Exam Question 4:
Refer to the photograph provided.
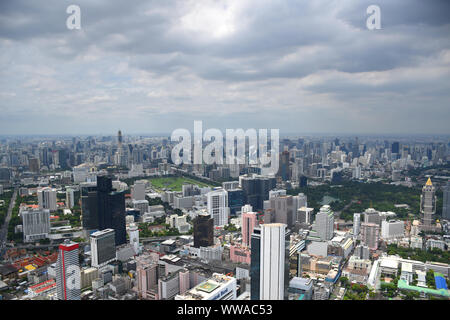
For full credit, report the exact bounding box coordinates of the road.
[0,188,17,259]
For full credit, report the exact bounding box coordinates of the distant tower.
[420,177,437,230]
[118,130,123,147]
[115,130,126,167]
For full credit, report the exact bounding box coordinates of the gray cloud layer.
[0,0,449,135]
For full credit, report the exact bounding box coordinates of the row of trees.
[387,244,450,264]
[288,181,425,221]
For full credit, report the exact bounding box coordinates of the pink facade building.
[242,211,258,247]
[136,254,159,300]
[179,269,190,294]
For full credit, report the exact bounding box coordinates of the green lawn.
[148,177,213,191]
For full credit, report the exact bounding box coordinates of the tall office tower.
[90,229,116,268]
[250,227,261,300]
[240,175,277,211]
[118,130,123,148]
[131,181,146,201]
[207,188,230,226]
[353,213,361,238]
[278,150,290,181]
[98,176,127,245]
[193,214,214,248]
[37,187,57,212]
[66,188,75,209]
[266,196,295,228]
[242,211,258,247]
[361,222,380,250]
[311,205,335,241]
[443,181,450,220]
[80,182,98,230]
[420,178,437,230]
[56,240,81,300]
[129,223,139,254]
[81,175,127,245]
[227,188,245,216]
[22,208,50,242]
[259,223,288,300]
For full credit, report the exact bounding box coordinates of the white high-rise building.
[311,205,334,241]
[381,220,404,239]
[128,223,140,254]
[353,213,361,238]
[56,240,81,300]
[131,181,146,201]
[66,188,75,209]
[207,189,230,227]
[37,187,57,212]
[90,229,116,268]
[260,223,287,300]
[21,208,51,242]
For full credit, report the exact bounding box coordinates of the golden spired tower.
[420,177,438,232]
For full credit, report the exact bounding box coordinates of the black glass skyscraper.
[193,214,214,248]
[241,176,276,211]
[80,176,126,246]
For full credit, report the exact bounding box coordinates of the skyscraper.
[80,176,127,245]
[420,178,437,230]
[66,188,75,209]
[361,222,380,250]
[207,188,230,227]
[278,150,290,181]
[90,229,116,268]
[193,214,214,248]
[442,181,450,221]
[311,205,334,241]
[37,187,57,212]
[22,208,50,242]
[240,175,276,211]
[266,196,295,228]
[242,211,258,247]
[259,223,288,300]
[56,240,81,300]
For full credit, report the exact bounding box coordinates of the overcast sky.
[0,0,449,135]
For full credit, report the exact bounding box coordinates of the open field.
[148,176,214,191]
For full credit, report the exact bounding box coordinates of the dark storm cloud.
[0,0,449,134]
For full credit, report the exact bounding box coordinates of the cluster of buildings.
[0,132,449,301]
